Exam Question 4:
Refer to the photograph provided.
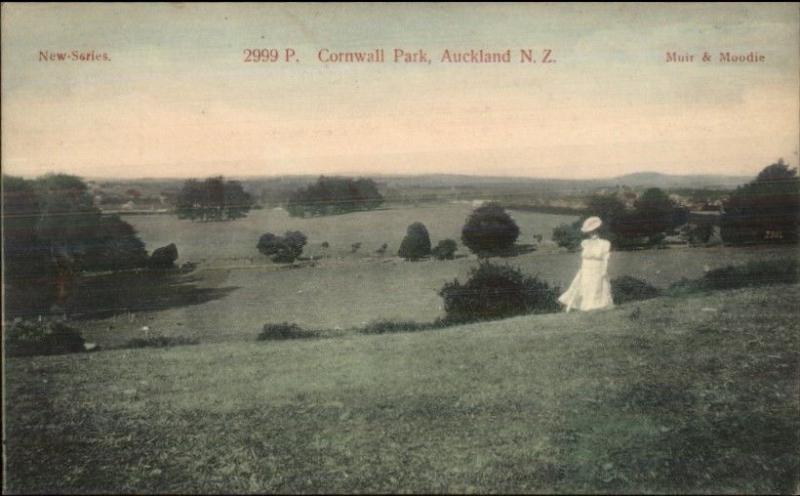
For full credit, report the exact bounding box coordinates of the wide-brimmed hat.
[581,216,603,233]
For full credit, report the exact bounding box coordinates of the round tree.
[432,239,458,260]
[398,222,431,260]
[461,203,520,256]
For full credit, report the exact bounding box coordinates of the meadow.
[70,204,798,348]
[6,283,798,493]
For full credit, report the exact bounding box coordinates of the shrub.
[257,231,307,263]
[258,322,318,341]
[439,262,560,324]
[432,239,458,260]
[611,276,661,304]
[376,243,388,255]
[398,222,432,260]
[123,335,199,349]
[681,223,714,246]
[149,243,178,269]
[668,259,799,295]
[5,320,85,357]
[360,319,435,334]
[461,203,520,256]
[351,242,362,253]
[552,222,583,251]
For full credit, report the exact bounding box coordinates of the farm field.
[5,283,798,493]
[70,205,799,348]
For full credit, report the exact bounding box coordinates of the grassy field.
[5,283,798,493]
[66,205,799,348]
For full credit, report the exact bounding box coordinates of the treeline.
[3,174,151,316]
[552,160,799,250]
[176,176,253,222]
[286,176,384,217]
[553,188,688,251]
[721,160,799,244]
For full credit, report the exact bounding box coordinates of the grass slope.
[5,285,799,493]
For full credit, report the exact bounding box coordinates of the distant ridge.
[82,171,751,190]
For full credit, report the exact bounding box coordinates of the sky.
[2,3,798,180]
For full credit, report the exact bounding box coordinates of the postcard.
[2,3,798,494]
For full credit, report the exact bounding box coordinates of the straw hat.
[581,216,603,233]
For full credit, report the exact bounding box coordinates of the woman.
[558,216,614,312]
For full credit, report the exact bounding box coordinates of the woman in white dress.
[558,216,614,312]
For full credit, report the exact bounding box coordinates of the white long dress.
[558,238,614,312]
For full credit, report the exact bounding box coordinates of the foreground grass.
[5,285,799,493]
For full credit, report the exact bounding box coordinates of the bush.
[552,222,583,251]
[376,243,388,255]
[669,259,799,295]
[360,319,436,335]
[5,320,85,357]
[461,203,520,256]
[123,335,199,349]
[681,223,714,246]
[439,262,560,324]
[258,322,319,341]
[149,243,178,269]
[351,242,362,253]
[257,231,307,263]
[398,222,432,260]
[611,276,661,304]
[432,239,458,260]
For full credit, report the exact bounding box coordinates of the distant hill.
[610,172,749,189]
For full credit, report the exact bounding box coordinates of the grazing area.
[50,205,797,349]
[5,283,798,493]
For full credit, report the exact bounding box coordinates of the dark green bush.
[361,319,437,335]
[432,239,458,260]
[611,276,661,304]
[681,223,714,246]
[552,222,583,251]
[669,259,799,295]
[149,243,178,269]
[123,335,199,349]
[398,222,432,260]
[439,262,560,324]
[257,231,307,263]
[5,320,85,357]
[258,322,318,341]
[461,203,520,256]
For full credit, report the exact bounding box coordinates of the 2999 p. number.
[243,48,298,63]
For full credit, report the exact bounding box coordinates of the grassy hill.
[5,283,798,493]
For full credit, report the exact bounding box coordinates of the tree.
[584,194,630,247]
[83,214,149,271]
[461,203,520,256]
[398,222,431,260]
[257,231,307,263]
[632,188,678,243]
[3,174,150,317]
[286,176,384,217]
[432,239,458,260]
[176,176,253,222]
[552,221,583,251]
[721,159,800,244]
[2,175,58,316]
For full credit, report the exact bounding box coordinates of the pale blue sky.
[2,3,798,179]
